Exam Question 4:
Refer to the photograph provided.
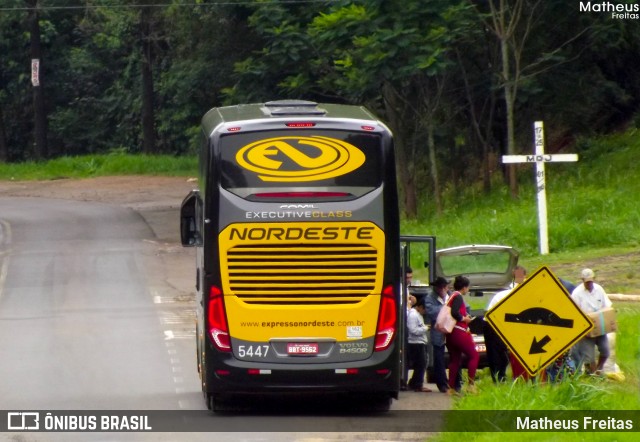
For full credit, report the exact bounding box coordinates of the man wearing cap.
[424,277,456,393]
[571,268,613,374]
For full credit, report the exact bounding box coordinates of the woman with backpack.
[446,275,479,394]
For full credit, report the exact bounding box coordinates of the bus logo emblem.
[236,136,365,182]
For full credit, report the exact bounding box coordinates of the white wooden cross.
[502,121,578,255]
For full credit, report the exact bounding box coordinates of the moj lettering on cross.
[502,121,578,255]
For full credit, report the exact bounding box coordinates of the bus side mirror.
[180,190,201,247]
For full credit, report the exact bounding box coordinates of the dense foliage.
[1,0,639,217]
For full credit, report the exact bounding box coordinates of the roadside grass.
[402,127,640,292]
[404,128,640,256]
[0,153,197,180]
[432,303,640,441]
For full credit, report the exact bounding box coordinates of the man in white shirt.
[571,268,613,374]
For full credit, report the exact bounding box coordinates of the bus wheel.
[208,394,241,413]
[205,393,213,410]
[354,394,391,412]
[208,393,228,412]
[369,395,392,412]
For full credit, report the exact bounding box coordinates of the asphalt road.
[0,198,201,410]
[0,195,449,441]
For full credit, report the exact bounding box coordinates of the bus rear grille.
[225,243,380,305]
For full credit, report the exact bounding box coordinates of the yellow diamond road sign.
[485,266,594,376]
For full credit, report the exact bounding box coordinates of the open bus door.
[399,235,436,390]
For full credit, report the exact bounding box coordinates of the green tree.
[229,0,477,218]
[155,1,254,153]
[468,0,599,198]
[0,0,29,161]
[306,0,476,218]
[221,0,327,104]
[48,2,140,154]
[1,0,640,210]
[0,5,15,162]
[139,0,157,154]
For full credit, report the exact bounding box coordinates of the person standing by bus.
[446,276,479,394]
[425,277,454,393]
[406,298,432,392]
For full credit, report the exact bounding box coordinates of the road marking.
[149,264,196,408]
[0,255,8,301]
[0,220,12,301]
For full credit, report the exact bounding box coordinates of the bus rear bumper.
[204,361,399,398]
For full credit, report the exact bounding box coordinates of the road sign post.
[502,121,578,255]
[484,266,593,376]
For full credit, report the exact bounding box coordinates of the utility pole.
[27,0,48,160]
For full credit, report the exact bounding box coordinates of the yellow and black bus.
[181,100,401,411]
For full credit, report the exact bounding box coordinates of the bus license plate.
[476,344,486,353]
[287,343,319,355]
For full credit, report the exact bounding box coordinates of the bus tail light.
[334,368,359,374]
[208,286,231,352]
[374,284,396,351]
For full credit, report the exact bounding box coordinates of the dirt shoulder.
[546,257,640,299]
[0,176,195,242]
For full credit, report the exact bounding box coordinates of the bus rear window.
[219,130,383,199]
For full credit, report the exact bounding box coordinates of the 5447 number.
[237,345,269,358]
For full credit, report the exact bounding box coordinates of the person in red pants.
[446,276,479,394]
